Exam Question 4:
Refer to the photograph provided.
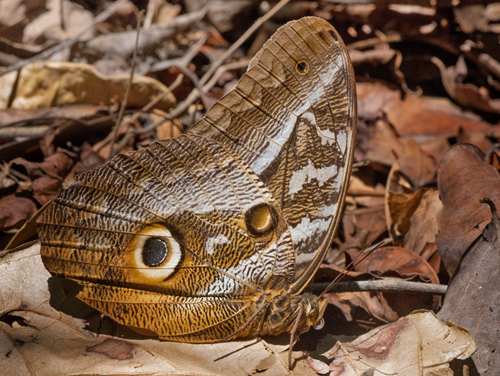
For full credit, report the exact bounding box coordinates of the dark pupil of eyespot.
[142,237,168,267]
[297,61,308,73]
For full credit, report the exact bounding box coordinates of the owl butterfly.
[37,17,357,349]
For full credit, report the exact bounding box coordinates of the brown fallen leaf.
[356,82,500,138]
[438,198,500,375]
[457,127,493,154]
[433,56,500,114]
[436,143,500,275]
[341,195,386,251]
[0,243,314,376]
[308,310,476,376]
[385,160,426,243]
[386,161,443,259]
[10,150,75,205]
[0,194,37,231]
[365,120,436,188]
[327,290,399,323]
[403,189,442,258]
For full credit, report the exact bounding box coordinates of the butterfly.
[37,16,357,345]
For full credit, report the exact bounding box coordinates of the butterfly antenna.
[318,236,392,299]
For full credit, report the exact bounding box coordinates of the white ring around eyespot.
[131,225,182,281]
[313,317,325,331]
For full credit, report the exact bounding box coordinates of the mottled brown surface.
[438,199,500,375]
[436,144,500,275]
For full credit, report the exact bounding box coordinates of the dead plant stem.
[109,10,144,159]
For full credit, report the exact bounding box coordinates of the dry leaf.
[365,120,436,188]
[308,310,476,376]
[0,195,37,231]
[385,160,425,242]
[436,143,500,275]
[0,243,314,376]
[23,0,93,43]
[403,189,442,257]
[357,82,500,137]
[0,62,176,111]
[438,199,500,375]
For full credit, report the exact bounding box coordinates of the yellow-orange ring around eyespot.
[295,60,310,75]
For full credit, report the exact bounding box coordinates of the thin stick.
[108,0,291,152]
[319,238,392,299]
[347,34,402,51]
[198,0,291,87]
[288,305,304,370]
[96,74,184,154]
[112,56,248,153]
[59,0,66,31]
[109,10,144,159]
[111,73,184,154]
[0,0,129,77]
[310,279,447,295]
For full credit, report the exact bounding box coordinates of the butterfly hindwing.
[37,17,357,341]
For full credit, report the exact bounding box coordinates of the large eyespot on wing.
[245,203,276,237]
[124,224,183,284]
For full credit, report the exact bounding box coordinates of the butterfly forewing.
[37,16,357,341]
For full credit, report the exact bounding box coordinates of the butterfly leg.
[288,304,305,369]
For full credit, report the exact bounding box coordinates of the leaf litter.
[2,0,500,374]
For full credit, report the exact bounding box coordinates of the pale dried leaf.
[0,62,176,111]
[308,311,476,376]
[0,243,314,376]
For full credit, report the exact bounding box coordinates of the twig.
[310,279,448,295]
[0,0,129,77]
[109,10,144,159]
[111,74,184,154]
[347,34,402,51]
[199,0,290,87]
[96,74,184,154]
[59,0,66,31]
[106,0,290,155]
[202,59,251,93]
[352,160,371,169]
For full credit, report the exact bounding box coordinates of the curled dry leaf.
[0,243,312,376]
[308,311,476,376]
[386,160,443,256]
[0,62,176,111]
[365,120,436,188]
[433,56,500,114]
[327,290,399,323]
[438,199,500,375]
[403,189,442,259]
[10,151,75,205]
[341,195,386,251]
[0,195,37,231]
[436,143,500,275]
[385,160,425,243]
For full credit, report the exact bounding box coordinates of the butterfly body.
[37,17,357,342]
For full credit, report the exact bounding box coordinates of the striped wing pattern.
[37,17,356,342]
